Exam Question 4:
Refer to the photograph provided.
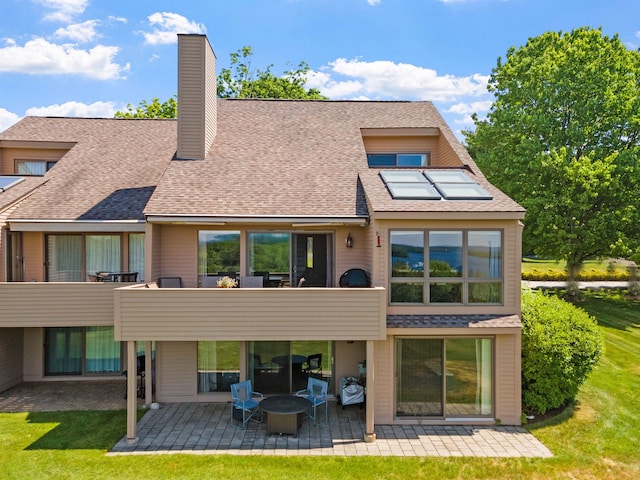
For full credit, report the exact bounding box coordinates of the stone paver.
[1,382,552,458]
[110,402,553,458]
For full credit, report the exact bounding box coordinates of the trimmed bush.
[521,288,604,414]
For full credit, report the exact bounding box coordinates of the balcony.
[0,282,121,328]
[114,284,387,342]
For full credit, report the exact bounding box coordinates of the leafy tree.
[114,47,326,120]
[464,27,640,298]
[114,96,177,119]
[216,46,327,99]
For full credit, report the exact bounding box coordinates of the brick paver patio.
[0,382,552,458]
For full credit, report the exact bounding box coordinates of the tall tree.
[216,46,326,99]
[464,27,640,297]
[114,96,177,119]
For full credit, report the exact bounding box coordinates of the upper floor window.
[367,153,429,168]
[390,229,502,305]
[16,160,56,176]
[46,234,121,282]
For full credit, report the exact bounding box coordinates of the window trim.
[367,152,430,168]
[389,229,503,305]
[15,159,57,176]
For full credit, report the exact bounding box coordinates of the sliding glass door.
[396,337,493,418]
[249,341,333,394]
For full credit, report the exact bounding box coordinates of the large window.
[44,327,121,376]
[128,233,145,281]
[198,231,240,281]
[46,234,125,282]
[390,229,502,304]
[197,341,240,393]
[396,337,493,418]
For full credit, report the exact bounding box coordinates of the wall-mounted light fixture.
[345,233,353,248]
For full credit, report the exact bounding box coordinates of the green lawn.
[1,290,639,479]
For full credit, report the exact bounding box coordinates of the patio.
[0,381,552,458]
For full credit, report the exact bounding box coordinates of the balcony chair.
[240,276,264,288]
[200,275,222,288]
[303,353,323,379]
[230,380,264,429]
[295,377,328,424]
[157,276,182,288]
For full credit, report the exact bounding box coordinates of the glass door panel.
[293,233,329,287]
[45,327,83,375]
[445,338,493,416]
[250,341,333,395]
[396,338,443,417]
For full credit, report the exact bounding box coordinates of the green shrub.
[521,288,604,414]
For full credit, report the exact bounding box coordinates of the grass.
[1,290,639,479]
[522,258,631,281]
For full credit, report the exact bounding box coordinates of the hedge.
[521,288,604,415]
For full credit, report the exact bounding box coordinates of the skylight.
[379,170,493,201]
[0,176,25,192]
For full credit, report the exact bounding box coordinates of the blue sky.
[0,0,638,136]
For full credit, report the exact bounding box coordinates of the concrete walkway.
[110,402,552,458]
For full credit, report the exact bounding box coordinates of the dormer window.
[16,159,56,176]
[367,153,429,167]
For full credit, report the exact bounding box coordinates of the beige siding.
[362,136,447,167]
[177,35,217,160]
[372,337,394,423]
[437,134,463,167]
[115,286,386,341]
[23,328,42,381]
[158,225,198,286]
[22,231,44,281]
[0,147,68,174]
[0,328,23,391]
[0,283,120,327]
[334,340,366,392]
[156,341,198,401]
[495,333,522,425]
[334,226,371,285]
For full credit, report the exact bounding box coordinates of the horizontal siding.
[0,147,68,173]
[495,333,521,425]
[0,328,23,391]
[116,287,386,341]
[157,341,197,400]
[0,283,123,327]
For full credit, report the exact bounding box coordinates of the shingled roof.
[387,314,522,329]
[1,117,176,221]
[145,99,524,220]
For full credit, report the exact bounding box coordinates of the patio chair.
[295,377,328,424]
[302,353,322,379]
[230,380,264,429]
[119,272,138,282]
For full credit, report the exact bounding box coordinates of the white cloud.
[54,20,101,43]
[367,0,382,5]
[445,100,493,115]
[142,12,207,45]
[0,37,129,80]
[108,16,127,24]
[34,0,89,22]
[25,100,118,118]
[0,108,21,133]
[311,58,489,102]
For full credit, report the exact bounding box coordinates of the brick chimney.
[176,34,217,160]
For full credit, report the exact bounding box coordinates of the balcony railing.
[114,284,387,342]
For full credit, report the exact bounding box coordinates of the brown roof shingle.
[1,117,176,221]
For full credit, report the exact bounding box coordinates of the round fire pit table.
[260,395,311,436]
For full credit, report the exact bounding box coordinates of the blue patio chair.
[230,380,264,429]
[295,377,328,424]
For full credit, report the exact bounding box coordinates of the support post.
[144,340,153,405]
[126,340,138,444]
[364,340,376,442]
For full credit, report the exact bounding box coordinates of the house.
[0,35,525,443]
